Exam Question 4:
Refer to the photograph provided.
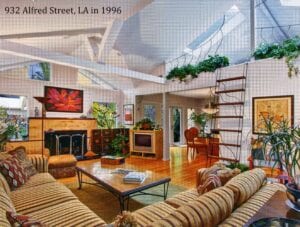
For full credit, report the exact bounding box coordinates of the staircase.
[208,64,248,164]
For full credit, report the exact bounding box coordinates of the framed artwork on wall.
[252,95,294,134]
[123,104,134,125]
[44,86,83,113]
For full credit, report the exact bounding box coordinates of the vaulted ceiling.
[0,0,300,91]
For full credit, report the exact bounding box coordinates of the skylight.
[280,0,300,6]
[184,5,245,56]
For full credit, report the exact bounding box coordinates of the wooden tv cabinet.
[129,129,163,159]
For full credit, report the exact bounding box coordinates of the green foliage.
[190,112,209,129]
[226,163,249,172]
[260,116,300,182]
[110,134,129,156]
[166,55,230,82]
[253,36,300,77]
[92,103,118,129]
[39,62,50,81]
[133,118,155,130]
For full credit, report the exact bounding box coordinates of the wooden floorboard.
[59,147,211,189]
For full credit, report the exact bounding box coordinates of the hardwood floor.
[59,147,211,189]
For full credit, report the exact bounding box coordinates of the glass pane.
[144,104,156,122]
[0,95,28,140]
[28,62,50,81]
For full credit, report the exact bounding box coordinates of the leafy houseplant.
[253,36,300,77]
[166,55,229,82]
[92,103,119,129]
[134,118,154,130]
[260,116,300,209]
[190,112,209,137]
[110,134,129,157]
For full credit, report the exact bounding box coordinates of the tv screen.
[134,134,152,147]
[44,86,83,113]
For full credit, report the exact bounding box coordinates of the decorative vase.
[286,182,300,212]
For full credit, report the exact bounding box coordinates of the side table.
[244,190,300,226]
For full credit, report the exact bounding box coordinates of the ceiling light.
[201,87,219,115]
[280,0,300,6]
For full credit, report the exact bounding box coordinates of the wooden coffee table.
[75,162,171,211]
[244,190,300,226]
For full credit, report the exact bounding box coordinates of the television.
[134,133,153,152]
[44,86,83,113]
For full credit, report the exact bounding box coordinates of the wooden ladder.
[208,64,248,164]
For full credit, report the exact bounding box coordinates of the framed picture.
[123,104,134,125]
[252,95,294,134]
[44,86,83,113]
[28,62,51,81]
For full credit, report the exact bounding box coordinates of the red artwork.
[44,86,83,113]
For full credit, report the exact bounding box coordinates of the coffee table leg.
[119,196,125,212]
[77,170,82,189]
[164,182,169,200]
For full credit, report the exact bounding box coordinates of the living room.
[0,0,300,226]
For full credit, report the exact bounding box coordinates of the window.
[187,108,195,128]
[144,104,156,122]
[28,62,51,81]
[0,95,28,139]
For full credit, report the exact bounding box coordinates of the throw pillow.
[197,174,222,195]
[8,146,37,177]
[0,157,27,190]
[6,211,44,227]
[113,211,137,227]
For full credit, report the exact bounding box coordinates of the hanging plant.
[166,55,229,82]
[253,36,300,77]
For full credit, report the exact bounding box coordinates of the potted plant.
[110,134,129,157]
[190,112,209,137]
[134,118,154,130]
[261,116,300,210]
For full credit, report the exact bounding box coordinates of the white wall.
[128,58,300,163]
[0,64,122,119]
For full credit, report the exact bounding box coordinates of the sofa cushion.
[149,187,235,227]
[224,168,266,208]
[6,211,44,227]
[0,172,10,195]
[27,154,48,173]
[132,201,176,226]
[11,181,77,214]
[27,200,106,227]
[197,174,222,195]
[8,146,37,177]
[0,187,15,227]
[219,183,286,226]
[165,188,199,208]
[0,156,27,190]
[18,173,56,190]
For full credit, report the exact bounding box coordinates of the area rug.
[66,181,186,223]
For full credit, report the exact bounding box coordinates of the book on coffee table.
[123,171,146,184]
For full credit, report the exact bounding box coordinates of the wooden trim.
[29,117,96,120]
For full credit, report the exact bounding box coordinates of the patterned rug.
[66,181,186,223]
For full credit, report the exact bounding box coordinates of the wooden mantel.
[6,117,97,154]
[28,117,97,141]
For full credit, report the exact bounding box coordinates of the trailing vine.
[166,55,229,82]
[253,36,300,77]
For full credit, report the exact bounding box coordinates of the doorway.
[170,107,183,146]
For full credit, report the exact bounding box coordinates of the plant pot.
[286,183,300,211]
[141,123,151,130]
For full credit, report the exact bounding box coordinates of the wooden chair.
[184,127,199,156]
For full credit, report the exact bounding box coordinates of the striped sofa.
[129,168,286,227]
[0,154,106,227]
